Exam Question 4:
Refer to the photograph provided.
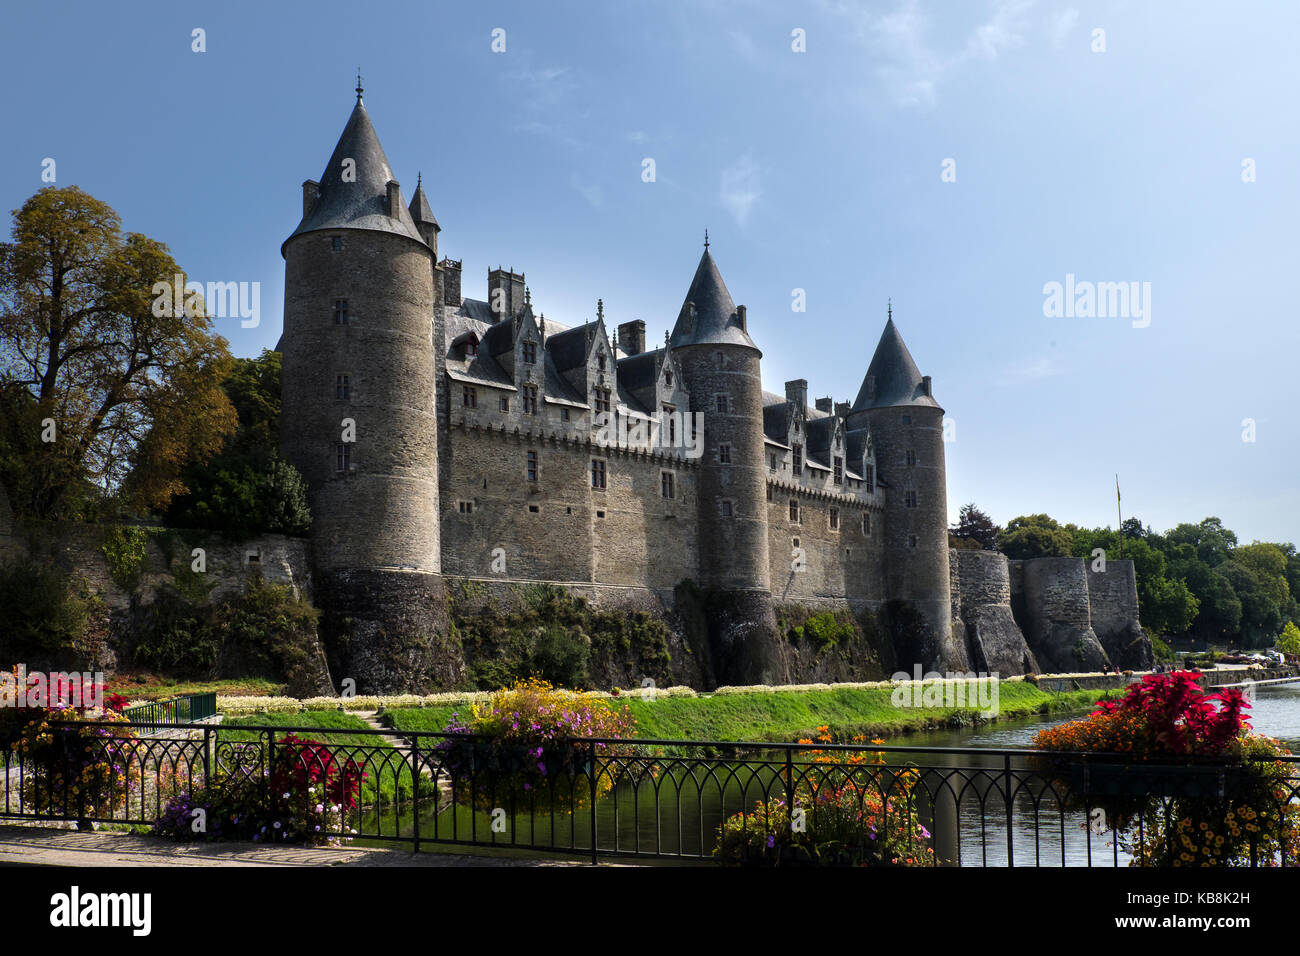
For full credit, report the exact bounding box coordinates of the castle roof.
[546,321,599,372]
[804,414,839,465]
[409,176,439,229]
[285,96,426,250]
[851,318,941,412]
[616,349,661,393]
[668,249,758,351]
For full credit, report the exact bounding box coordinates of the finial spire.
[703,228,709,250]
[597,298,604,323]
[524,286,531,307]
[355,68,364,103]
[416,171,422,188]
[887,298,892,322]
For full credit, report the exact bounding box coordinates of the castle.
[276,88,1150,693]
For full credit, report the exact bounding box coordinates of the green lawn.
[379,682,1118,745]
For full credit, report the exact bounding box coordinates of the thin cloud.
[826,0,1037,109]
[998,355,1061,385]
[570,173,603,209]
[720,154,762,227]
[1046,7,1079,47]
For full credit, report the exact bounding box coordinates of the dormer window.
[523,341,537,365]
[792,443,803,476]
[598,353,606,372]
[664,371,672,387]
[466,340,478,357]
[594,387,611,413]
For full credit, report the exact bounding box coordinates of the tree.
[165,351,310,537]
[999,514,1074,559]
[1278,621,1300,657]
[0,186,235,518]
[1120,516,1147,539]
[950,502,1000,550]
[1165,517,1237,568]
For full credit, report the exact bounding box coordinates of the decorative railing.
[1,722,1296,867]
[121,692,218,726]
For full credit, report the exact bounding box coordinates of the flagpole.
[1115,474,1122,558]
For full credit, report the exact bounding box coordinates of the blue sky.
[2,0,1297,543]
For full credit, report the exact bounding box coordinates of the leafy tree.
[1165,517,1237,567]
[1278,621,1300,657]
[164,350,310,537]
[950,502,1000,550]
[1234,542,1291,611]
[1215,560,1283,648]
[0,186,236,518]
[1120,516,1147,539]
[999,514,1074,559]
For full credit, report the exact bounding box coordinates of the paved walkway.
[0,825,601,867]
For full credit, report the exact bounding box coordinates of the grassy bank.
[379,681,1118,744]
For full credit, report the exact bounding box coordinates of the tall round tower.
[279,86,455,692]
[847,314,966,672]
[669,242,782,684]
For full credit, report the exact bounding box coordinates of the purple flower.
[766,835,776,849]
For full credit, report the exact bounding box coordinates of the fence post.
[266,729,275,836]
[203,726,212,788]
[589,740,598,866]
[1004,753,1014,867]
[784,745,794,812]
[411,734,421,855]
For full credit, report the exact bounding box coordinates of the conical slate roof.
[409,176,438,228]
[852,318,940,411]
[284,96,426,250]
[668,249,758,350]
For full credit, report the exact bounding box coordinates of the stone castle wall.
[439,425,699,588]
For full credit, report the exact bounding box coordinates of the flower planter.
[1068,761,1247,800]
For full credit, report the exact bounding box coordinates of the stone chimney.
[834,400,851,419]
[815,396,833,414]
[386,180,403,219]
[302,180,320,218]
[618,320,646,356]
[488,267,525,323]
[439,258,462,308]
[785,379,808,410]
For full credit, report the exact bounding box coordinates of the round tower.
[848,313,966,672]
[279,86,455,692]
[668,242,781,684]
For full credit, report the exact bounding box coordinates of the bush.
[153,733,365,845]
[4,671,137,821]
[0,558,93,665]
[100,525,147,591]
[435,678,636,811]
[132,576,324,692]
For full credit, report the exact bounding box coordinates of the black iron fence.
[2,721,1297,867]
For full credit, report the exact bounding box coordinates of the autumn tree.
[0,186,235,518]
